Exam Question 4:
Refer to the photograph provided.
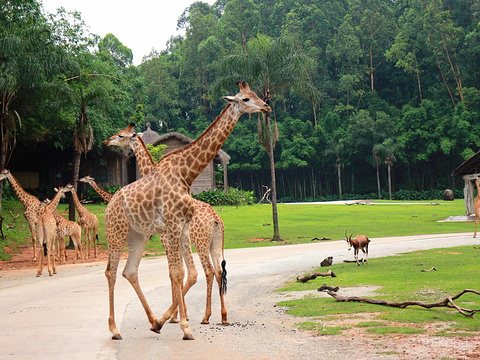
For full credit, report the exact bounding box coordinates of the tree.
[0,0,61,209]
[217,34,314,241]
[374,138,400,200]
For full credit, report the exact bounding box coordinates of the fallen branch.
[343,259,366,264]
[317,284,339,292]
[326,289,480,317]
[421,267,438,272]
[297,270,336,282]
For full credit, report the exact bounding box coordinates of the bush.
[194,188,255,206]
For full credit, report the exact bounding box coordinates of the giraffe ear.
[223,96,236,104]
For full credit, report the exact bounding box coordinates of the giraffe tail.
[221,260,227,295]
[43,243,48,256]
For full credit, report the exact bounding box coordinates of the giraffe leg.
[210,222,228,324]
[122,230,163,335]
[36,226,44,277]
[158,227,194,340]
[474,218,478,238]
[105,246,123,340]
[28,221,37,261]
[200,255,215,324]
[93,227,98,258]
[50,234,57,275]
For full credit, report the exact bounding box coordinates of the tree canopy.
[2,0,480,202]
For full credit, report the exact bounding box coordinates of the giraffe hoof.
[183,334,194,340]
[201,320,209,325]
[150,320,163,333]
[112,334,123,340]
[169,318,179,324]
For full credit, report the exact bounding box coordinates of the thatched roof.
[451,150,480,177]
[140,123,161,144]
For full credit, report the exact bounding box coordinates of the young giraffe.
[104,82,270,340]
[52,208,85,264]
[36,184,73,277]
[69,186,99,259]
[0,169,43,261]
[474,178,480,238]
[104,124,228,325]
[78,176,113,203]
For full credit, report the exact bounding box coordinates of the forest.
[2,0,480,202]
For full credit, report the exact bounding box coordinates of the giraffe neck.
[164,104,240,186]
[132,136,155,177]
[70,188,87,215]
[89,181,113,202]
[6,174,39,208]
[52,209,63,222]
[47,190,65,211]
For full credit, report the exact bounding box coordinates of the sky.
[41,0,216,66]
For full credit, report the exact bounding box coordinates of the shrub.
[194,188,255,206]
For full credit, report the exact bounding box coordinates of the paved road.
[0,232,476,359]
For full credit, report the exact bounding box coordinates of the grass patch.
[296,321,349,335]
[0,198,474,259]
[278,246,480,336]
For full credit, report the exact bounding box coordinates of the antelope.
[344,231,371,266]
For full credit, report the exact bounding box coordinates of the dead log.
[343,259,366,264]
[421,267,437,272]
[317,284,339,292]
[297,270,336,282]
[326,289,480,318]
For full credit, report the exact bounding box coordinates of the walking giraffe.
[36,184,73,277]
[104,82,271,340]
[0,169,43,260]
[104,123,228,325]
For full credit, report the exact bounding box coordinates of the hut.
[451,151,480,215]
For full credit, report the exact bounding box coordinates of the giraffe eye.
[242,98,250,102]
[118,135,123,138]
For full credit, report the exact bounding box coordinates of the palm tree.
[373,138,399,200]
[325,140,347,200]
[216,35,315,241]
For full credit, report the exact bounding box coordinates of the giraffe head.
[0,169,11,181]
[103,123,139,148]
[223,82,272,115]
[53,184,74,200]
[78,176,95,185]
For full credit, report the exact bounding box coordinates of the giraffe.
[0,169,43,261]
[104,82,270,340]
[474,178,480,238]
[36,184,73,277]
[69,186,99,259]
[104,123,228,325]
[52,208,85,264]
[78,176,113,203]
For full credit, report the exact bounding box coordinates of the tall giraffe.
[104,82,270,340]
[0,169,43,261]
[474,178,480,238]
[69,186,99,259]
[104,124,228,325]
[36,184,73,277]
[78,176,113,203]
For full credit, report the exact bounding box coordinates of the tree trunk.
[337,161,343,200]
[69,151,81,222]
[269,133,281,242]
[387,162,392,200]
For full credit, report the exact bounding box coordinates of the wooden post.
[463,174,479,216]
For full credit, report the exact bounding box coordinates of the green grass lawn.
[277,246,480,336]
[0,198,475,259]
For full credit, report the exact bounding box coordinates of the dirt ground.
[2,244,480,359]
